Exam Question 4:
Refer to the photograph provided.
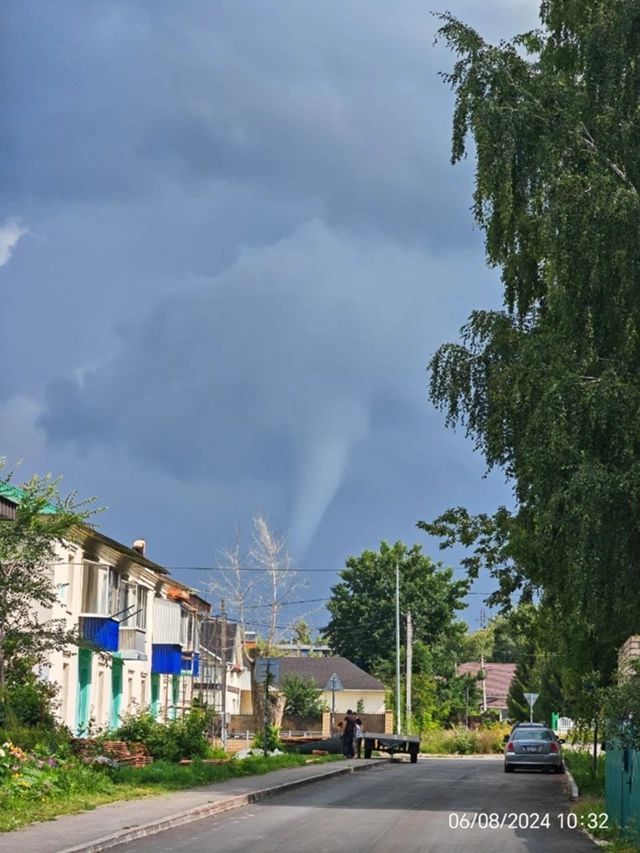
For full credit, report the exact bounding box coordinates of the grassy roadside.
[0,753,342,832]
[564,752,638,852]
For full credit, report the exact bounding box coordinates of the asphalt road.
[124,758,599,853]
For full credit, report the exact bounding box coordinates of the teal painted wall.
[111,659,123,730]
[76,649,92,735]
[171,675,179,720]
[151,674,160,719]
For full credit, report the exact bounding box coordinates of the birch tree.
[421,1,640,702]
[210,514,305,727]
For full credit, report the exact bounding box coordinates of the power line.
[167,565,471,574]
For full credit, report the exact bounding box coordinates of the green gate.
[606,747,640,841]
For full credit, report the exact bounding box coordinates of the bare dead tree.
[209,515,307,730]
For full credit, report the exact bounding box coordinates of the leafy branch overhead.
[422,1,640,694]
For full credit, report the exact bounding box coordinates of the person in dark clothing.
[342,710,356,758]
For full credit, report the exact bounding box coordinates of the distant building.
[273,642,331,657]
[276,655,385,714]
[196,619,250,716]
[456,662,517,721]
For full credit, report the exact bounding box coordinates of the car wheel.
[554,763,565,774]
[504,764,514,773]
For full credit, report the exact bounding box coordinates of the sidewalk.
[0,759,381,853]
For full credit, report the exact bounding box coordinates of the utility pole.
[264,660,271,758]
[395,557,401,735]
[479,608,487,713]
[405,610,413,730]
[221,600,228,751]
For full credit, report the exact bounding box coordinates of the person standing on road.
[355,717,364,758]
[342,710,356,758]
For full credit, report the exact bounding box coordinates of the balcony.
[79,616,119,653]
[181,652,200,677]
[153,600,182,645]
[152,644,182,675]
[117,627,148,661]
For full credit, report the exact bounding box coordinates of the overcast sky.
[1,0,540,634]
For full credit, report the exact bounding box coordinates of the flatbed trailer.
[362,732,420,763]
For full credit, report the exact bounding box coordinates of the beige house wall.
[321,689,385,715]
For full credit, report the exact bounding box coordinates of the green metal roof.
[0,481,58,514]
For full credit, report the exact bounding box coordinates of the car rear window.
[513,729,553,741]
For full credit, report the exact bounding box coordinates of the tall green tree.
[420,1,640,695]
[0,469,94,721]
[323,541,468,678]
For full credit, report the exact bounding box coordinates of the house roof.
[72,524,170,576]
[0,481,57,514]
[276,656,384,692]
[456,662,517,710]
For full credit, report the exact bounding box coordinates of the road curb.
[564,767,579,800]
[59,761,379,853]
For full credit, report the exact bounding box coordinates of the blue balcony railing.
[152,644,183,675]
[79,616,119,653]
[181,652,200,677]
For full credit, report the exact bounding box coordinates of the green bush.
[0,726,71,753]
[420,724,509,755]
[281,676,324,716]
[450,729,477,755]
[252,725,282,752]
[110,708,211,762]
[563,751,605,797]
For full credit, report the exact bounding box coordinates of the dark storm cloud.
[0,0,513,247]
[2,0,539,581]
[40,220,502,553]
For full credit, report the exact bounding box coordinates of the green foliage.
[323,541,468,677]
[404,640,479,732]
[422,1,640,703]
[110,708,212,762]
[1,660,59,728]
[420,723,509,755]
[281,675,324,717]
[0,726,71,753]
[0,467,96,719]
[0,739,114,831]
[252,724,282,752]
[600,663,640,750]
[0,739,326,831]
[563,751,605,797]
[291,619,313,646]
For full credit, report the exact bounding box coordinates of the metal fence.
[606,747,640,841]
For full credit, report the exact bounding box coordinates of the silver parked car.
[504,723,564,774]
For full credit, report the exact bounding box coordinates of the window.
[81,563,119,615]
[119,583,148,630]
[81,563,109,614]
[118,583,136,624]
[56,583,69,605]
[137,587,148,630]
[180,609,194,648]
[513,729,553,741]
[108,568,120,614]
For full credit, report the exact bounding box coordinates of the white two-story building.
[1,482,210,734]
